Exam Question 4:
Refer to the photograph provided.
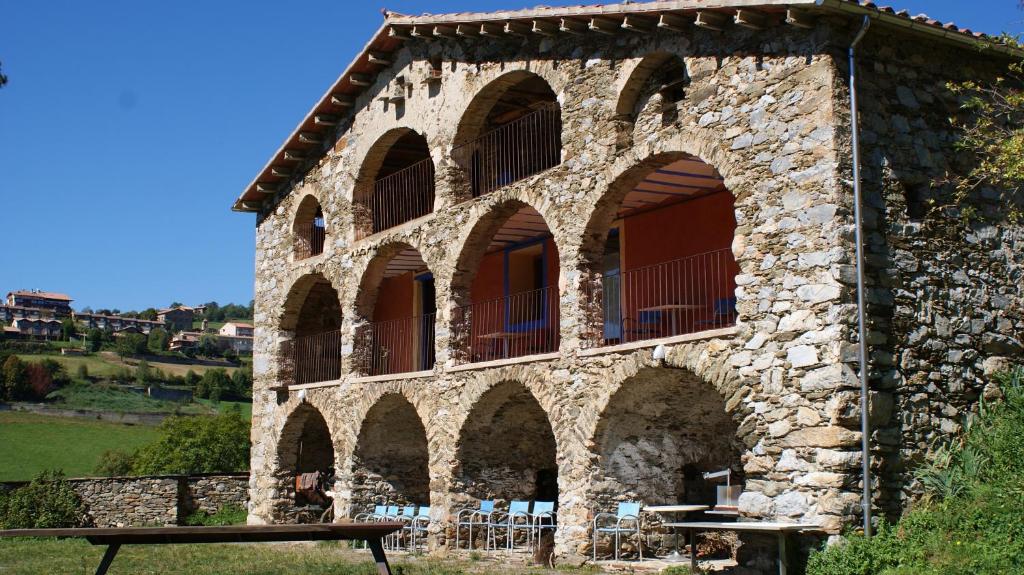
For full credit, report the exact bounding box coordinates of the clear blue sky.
[1,1,1021,312]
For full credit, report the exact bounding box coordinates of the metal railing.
[353,313,436,376]
[296,221,326,260]
[451,285,559,364]
[359,158,436,239]
[452,102,561,198]
[291,330,342,385]
[583,248,737,348]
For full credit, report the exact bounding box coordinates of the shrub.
[94,449,137,476]
[0,470,85,529]
[131,409,250,475]
[807,366,1024,575]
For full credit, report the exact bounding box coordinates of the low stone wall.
[0,473,249,527]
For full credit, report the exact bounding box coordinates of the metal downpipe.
[848,14,872,538]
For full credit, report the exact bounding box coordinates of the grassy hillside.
[16,351,239,378]
[0,412,161,481]
[808,367,1024,575]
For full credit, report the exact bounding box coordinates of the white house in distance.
[219,322,254,337]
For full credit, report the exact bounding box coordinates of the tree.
[130,410,250,475]
[76,364,89,381]
[2,356,29,401]
[60,318,77,342]
[24,363,54,399]
[147,328,169,353]
[223,347,237,364]
[116,333,147,359]
[86,328,103,352]
[230,368,252,398]
[0,470,85,529]
[948,52,1024,222]
[184,369,200,387]
[135,360,151,384]
[198,334,220,358]
[197,368,232,400]
[139,308,158,321]
[169,302,184,309]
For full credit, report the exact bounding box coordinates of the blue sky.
[1,1,1021,311]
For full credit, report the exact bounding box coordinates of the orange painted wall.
[373,272,415,322]
[622,192,736,270]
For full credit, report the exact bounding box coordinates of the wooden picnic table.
[663,521,822,575]
[0,522,404,575]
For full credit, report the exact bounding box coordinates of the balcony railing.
[353,313,436,376]
[451,285,559,364]
[291,329,342,385]
[584,248,737,348]
[452,102,561,198]
[359,158,436,239]
[296,221,326,260]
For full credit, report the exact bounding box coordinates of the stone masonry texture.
[241,6,1024,571]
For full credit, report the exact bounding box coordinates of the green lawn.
[0,539,579,575]
[0,412,160,481]
[195,398,252,420]
[47,383,211,415]
[15,353,124,378]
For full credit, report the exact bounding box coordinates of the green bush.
[807,366,1024,575]
[183,504,247,526]
[131,409,250,475]
[94,448,137,476]
[0,470,85,528]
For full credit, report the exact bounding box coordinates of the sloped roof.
[8,290,72,301]
[232,0,1022,212]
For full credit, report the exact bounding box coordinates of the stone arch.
[451,70,562,201]
[348,393,431,513]
[275,402,337,517]
[615,52,689,117]
[453,379,559,508]
[278,272,343,385]
[447,198,562,363]
[351,242,437,375]
[352,128,436,239]
[292,194,327,260]
[577,150,739,347]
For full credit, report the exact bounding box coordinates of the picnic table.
[664,521,822,575]
[636,304,704,335]
[0,522,403,575]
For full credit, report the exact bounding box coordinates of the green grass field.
[0,539,576,575]
[0,412,160,481]
[15,351,239,379]
[47,383,211,415]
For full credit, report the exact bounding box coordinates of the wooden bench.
[664,521,822,575]
[0,522,403,575]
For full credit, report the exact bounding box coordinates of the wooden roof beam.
[589,17,620,35]
[559,18,587,34]
[270,166,293,177]
[367,52,391,65]
[410,25,434,40]
[255,183,278,194]
[456,23,480,36]
[479,22,504,36]
[240,201,263,210]
[504,20,531,36]
[532,19,559,36]
[735,9,768,30]
[786,9,816,29]
[433,25,457,38]
[387,26,411,40]
[314,114,338,126]
[349,74,372,87]
[298,132,324,144]
[658,12,693,32]
[283,150,306,162]
[330,93,354,107]
[695,10,730,32]
[621,15,654,33]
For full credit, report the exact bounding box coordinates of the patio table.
[636,304,704,336]
[642,504,708,562]
[663,521,822,575]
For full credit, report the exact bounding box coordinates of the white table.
[643,505,709,562]
[636,304,704,335]
[664,521,823,575]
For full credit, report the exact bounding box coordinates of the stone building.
[232,0,1024,568]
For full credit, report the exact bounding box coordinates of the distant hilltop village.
[0,288,254,354]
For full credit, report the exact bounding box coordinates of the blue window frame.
[503,235,550,332]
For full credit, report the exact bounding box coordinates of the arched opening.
[452,72,561,200]
[352,243,436,376]
[293,195,327,259]
[450,201,560,364]
[280,273,343,385]
[615,53,689,148]
[591,368,743,555]
[454,380,558,512]
[350,394,430,513]
[277,404,336,521]
[582,153,738,348]
[354,129,436,240]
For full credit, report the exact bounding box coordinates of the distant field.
[0,412,160,481]
[47,384,211,415]
[196,398,252,420]
[15,351,238,378]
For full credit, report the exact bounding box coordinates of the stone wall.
[0,473,249,527]
[242,8,1023,570]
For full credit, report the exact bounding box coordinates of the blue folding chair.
[592,501,643,561]
[393,505,417,549]
[408,506,431,552]
[454,500,496,551]
[486,500,532,551]
[530,500,557,550]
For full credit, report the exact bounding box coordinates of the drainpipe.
[848,14,872,538]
